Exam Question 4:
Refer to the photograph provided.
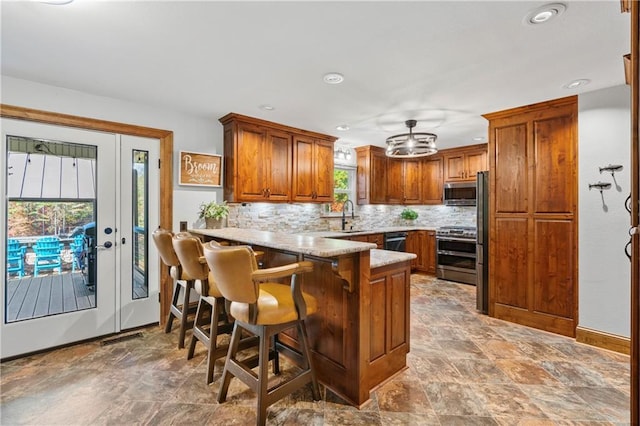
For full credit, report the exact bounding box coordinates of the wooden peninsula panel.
[190,228,414,407]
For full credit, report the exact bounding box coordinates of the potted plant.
[400,208,418,222]
[198,200,229,229]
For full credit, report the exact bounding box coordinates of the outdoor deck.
[6,272,96,323]
[6,269,148,323]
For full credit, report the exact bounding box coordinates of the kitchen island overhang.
[189,228,415,407]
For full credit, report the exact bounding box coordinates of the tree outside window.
[324,167,356,214]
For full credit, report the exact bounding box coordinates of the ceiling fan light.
[385,120,438,158]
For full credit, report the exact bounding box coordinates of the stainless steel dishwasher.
[384,232,408,252]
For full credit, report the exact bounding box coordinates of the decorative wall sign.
[178,151,222,187]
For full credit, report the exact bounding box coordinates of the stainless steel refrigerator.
[476,171,489,314]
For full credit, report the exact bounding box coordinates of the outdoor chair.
[7,238,26,278]
[70,234,86,272]
[33,236,64,277]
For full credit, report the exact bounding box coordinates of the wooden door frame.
[0,104,174,327]
[630,0,639,423]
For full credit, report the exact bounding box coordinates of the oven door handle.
[436,237,477,243]
[437,250,476,258]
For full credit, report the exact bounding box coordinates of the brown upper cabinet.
[387,157,422,204]
[443,144,488,182]
[356,144,485,205]
[219,113,336,203]
[422,156,444,204]
[292,136,334,202]
[356,145,388,204]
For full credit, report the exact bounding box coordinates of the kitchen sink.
[340,229,369,233]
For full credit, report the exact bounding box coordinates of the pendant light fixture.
[385,120,438,158]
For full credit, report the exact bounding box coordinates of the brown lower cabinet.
[255,247,410,406]
[346,233,384,249]
[406,230,436,274]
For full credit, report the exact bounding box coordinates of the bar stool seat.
[203,243,320,426]
[152,228,198,349]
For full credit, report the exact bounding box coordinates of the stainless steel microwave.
[443,181,477,206]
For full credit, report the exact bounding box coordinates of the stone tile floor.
[0,275,631,425]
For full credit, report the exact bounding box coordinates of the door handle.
[96,241,113,250]
[625,239,632,261]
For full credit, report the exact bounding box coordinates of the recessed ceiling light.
[336,124,350,131]
[524,3,566,25]
[563,79,590,89]
[259,104,275,111]
[323,72,344,84]
[472,137,485,142]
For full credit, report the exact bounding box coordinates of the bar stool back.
[152,228,197,349]
[203,243,320,426]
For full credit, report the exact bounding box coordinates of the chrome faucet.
[341,199,355,231]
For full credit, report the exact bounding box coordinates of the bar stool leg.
[298,319,320,400]
[206,298,221,385]
[187,298,206,360]
[257,327,270,426]
[164,281,181,334]
[271,334,280,375]
[177,282,192,349]
[218,322,242,403]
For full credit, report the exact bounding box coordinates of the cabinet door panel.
[369,276,387,361]
[371,150,388,203]
[266,130,291,200]
[466,150,487,177]
[292,136,314,200]
[422,157,443,204]
[405,231,421,270]
[426,231,436,274]
[495,123,528,213]
[403,159,422,204]
[314,140,335,202]
[534,115,576,213]
[493,218,528,309]
[389,270,408,350]
[237,124,267,200]
[533,219,574,319]
[444,154,465,181]
[386,159,404,203]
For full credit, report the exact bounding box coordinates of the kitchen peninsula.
[190,227,415,407]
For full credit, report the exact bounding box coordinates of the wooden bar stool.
[203,243,320,426]
[151,229,197,349]
[172,234,258,385]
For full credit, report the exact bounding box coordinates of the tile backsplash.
[227,203,476,232]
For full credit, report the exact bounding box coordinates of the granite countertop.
[370,249,416,269]
[189,228,376,258]
[303,226,437,238]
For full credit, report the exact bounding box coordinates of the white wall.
[1,76,222,231]
[578,84,631,337]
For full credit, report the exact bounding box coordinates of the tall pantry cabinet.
[483,96,578,338]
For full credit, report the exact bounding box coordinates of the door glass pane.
[5,136,97,323]
[132,150,148,299]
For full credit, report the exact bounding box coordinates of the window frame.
[322,164,357,217]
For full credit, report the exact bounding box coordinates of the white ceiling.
[0,1,631,151]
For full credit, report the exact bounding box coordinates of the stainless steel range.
[436,226,477,285]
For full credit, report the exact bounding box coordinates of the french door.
[1,119,159,359]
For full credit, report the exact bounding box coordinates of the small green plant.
[198,200,229,220]
[400,208,418,220]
